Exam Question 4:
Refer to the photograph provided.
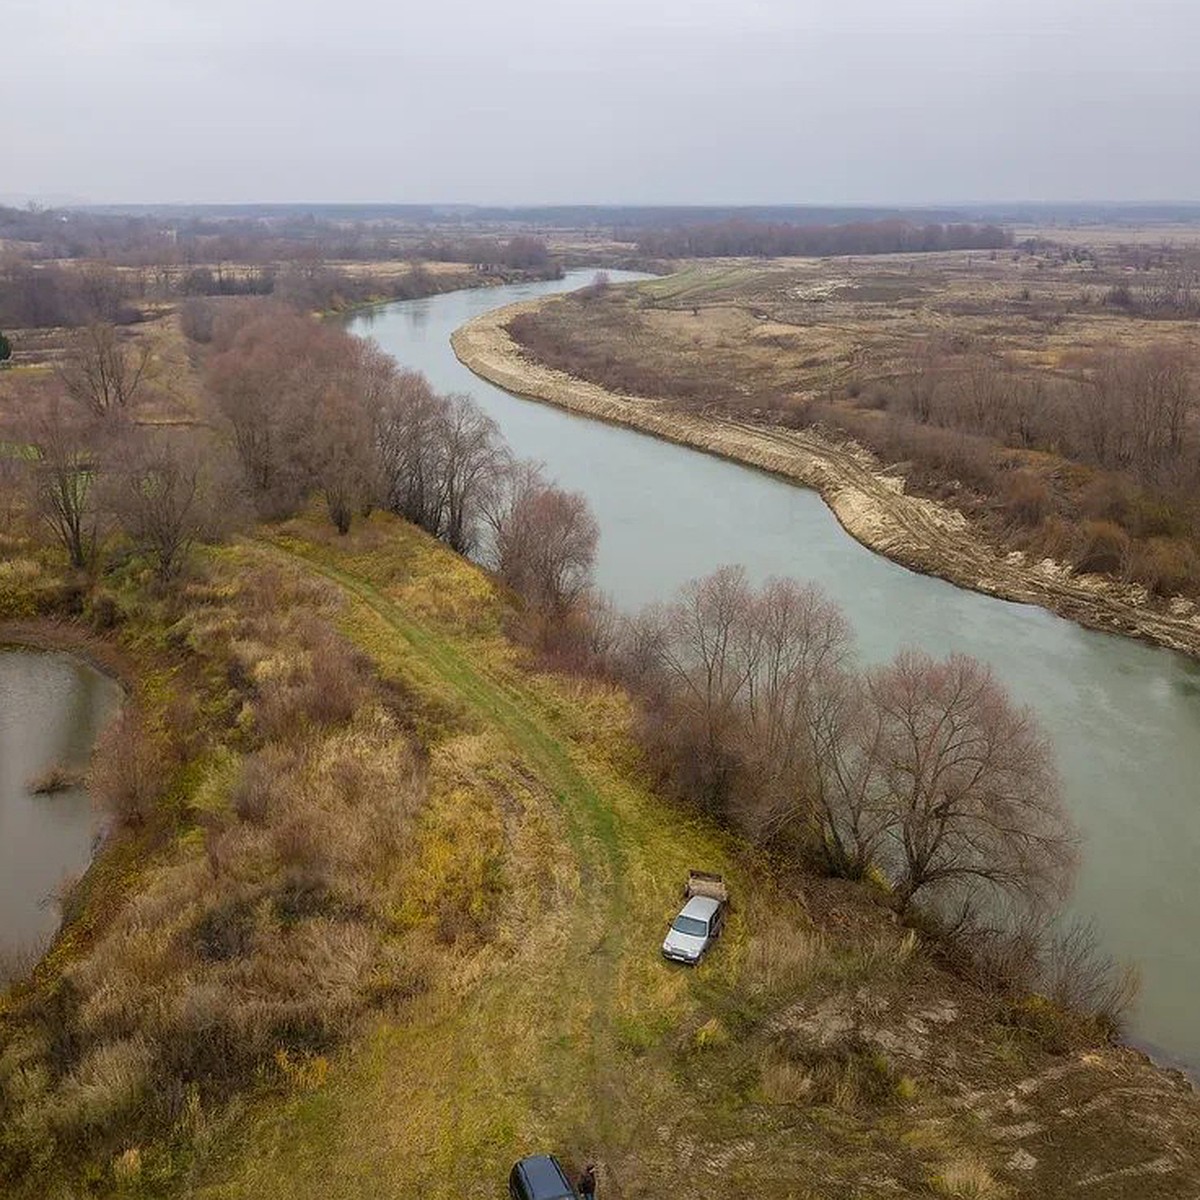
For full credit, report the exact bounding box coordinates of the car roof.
[680,895,720,920]
[518,1154,574,1198]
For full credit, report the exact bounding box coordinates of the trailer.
[662,870,729,965]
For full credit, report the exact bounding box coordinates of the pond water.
[352,270,1200,1073]
[0,649,121,975]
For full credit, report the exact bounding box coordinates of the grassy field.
[170,515,1200,1200]
[192,519,899,1198]
[517,252,1200,409]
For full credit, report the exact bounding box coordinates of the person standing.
[577,1162,597,1199]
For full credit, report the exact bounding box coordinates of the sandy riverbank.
[453,298,1200,660]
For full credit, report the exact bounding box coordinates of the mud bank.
[453,298,1200,660]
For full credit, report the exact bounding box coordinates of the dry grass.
[26,761,83,794]
[768,1030,904,1114]
[0,550,441,1191]
[759,1056,813,1104]
[742,900,826,997]
[931,1157,1009,1198]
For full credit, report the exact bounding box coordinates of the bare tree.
[59,323,151,417]
[736,579,888,877]
[644,569,885,875]
[205,308,319,515]
[648,566,759,815]
[436,393,504,554]
[105,432,226,581]
[375,370,451,534]
[28,405,101,568]
[490,465,599,618]
[733,580,848,828]
[77,264,131,323]
[897,339,944,424]
[305,375,377,535]
[1126,347,1193,485]
[376,383,505,550]
[864,649,1076,924]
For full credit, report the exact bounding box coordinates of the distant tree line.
[0,248,555,331]
[411,235,556,271]
[636,219,1011,258]
[0,204,559,274]
[0,261,143,328]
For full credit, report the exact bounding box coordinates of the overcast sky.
[4,0,1198,206]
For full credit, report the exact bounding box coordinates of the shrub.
[86,590,123,631]
[1024,515,1074,563]
[1001,470,1053,527]
[192,896,259,962]
[1072,520,1130,576]
[251,620,370,742]
[230,746,294,824]
[1079,476,1133,525]
[1044,920,1140,1037]
[1129,537,1200,597]
[930,1157,1005,1198]
[999,993,1080,1055]
[179,298,217,344]
[87,711,163,829]
[54,1036,153,1133]
[759,1056,812,1105]
[771,1031,900,1112]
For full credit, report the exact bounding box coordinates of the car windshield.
[671,914,708,937]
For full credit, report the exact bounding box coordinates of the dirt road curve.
[453,299,1200,661]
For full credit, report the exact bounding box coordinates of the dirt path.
[256,536,634,1167]
[452,299,1200,660]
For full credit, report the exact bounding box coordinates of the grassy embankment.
[2,506,936,1198]
[193,518,1200,1200]
[195,517,922,1199]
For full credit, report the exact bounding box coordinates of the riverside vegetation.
[1,263,1199,1198]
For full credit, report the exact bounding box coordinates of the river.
[351,270,1200,1073]
[0,649,121,976]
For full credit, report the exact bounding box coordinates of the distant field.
[1020,222,1200,248]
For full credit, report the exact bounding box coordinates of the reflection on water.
[0,650,121,972]
[352,271,1200,1072]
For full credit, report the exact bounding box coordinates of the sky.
[4,0,1198,206]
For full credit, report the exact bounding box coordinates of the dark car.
[508,1154,579,1200]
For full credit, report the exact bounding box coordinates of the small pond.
[0,648,121,977]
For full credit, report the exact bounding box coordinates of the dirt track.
[453,299,1200,661]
